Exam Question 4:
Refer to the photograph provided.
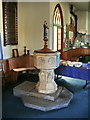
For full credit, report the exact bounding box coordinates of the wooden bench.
[0,59,14,86]
[62,48,90,62]
[8,55,37,82]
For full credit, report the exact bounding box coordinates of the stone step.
[21,87,73,111]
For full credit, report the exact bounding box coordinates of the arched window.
[53,4,63,53]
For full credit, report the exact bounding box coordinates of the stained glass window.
[53,4,63,51]
[54,6,61,27]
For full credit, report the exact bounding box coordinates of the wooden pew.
[0,59,14,86]
[62,48,90,61]
[8,55,37,82]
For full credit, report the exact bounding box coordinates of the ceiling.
[69,2,89,11]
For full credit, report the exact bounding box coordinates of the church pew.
[0,59,14,86]
[62,48,90,62]
[8,55,37,82]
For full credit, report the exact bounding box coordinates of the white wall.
[60,2,71,25]
[77,11,89,34]
[21,2,50,54]
[86,11,90,34]
[18,2,26,56]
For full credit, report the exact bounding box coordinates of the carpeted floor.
[2,73,90,119]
